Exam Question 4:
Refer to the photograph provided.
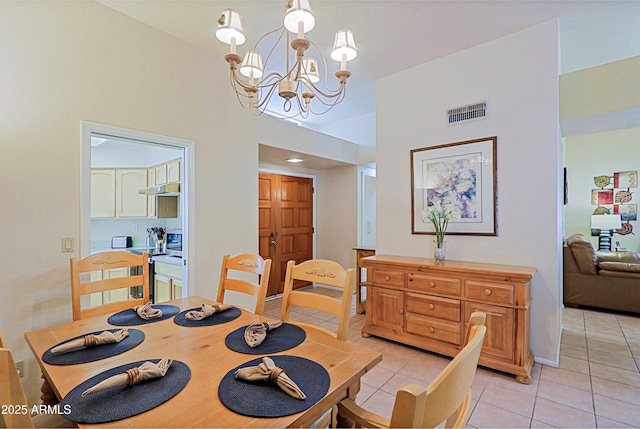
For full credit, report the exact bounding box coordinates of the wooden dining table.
[25,295,382,428]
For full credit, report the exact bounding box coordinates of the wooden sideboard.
[362,254,536,383]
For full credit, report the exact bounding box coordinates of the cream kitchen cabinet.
[362,254,536,383]
[154,261,182,303]
[152,159,180,186]
[91,169,148,218]
[147,168,156,217]
[116,169,148,217]
[91,170,116,218]
[167,159,180,183]
[155,164,167,186]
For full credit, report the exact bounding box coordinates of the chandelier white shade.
[331,29,358,62]
[283,0,315,34]
[215,0,357,118]
[215,9,246,46]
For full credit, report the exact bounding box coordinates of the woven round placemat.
[218,355,330,418]
[107,305,180,326]
[60,359,190,424]
[173,306,241,327]
[42,329,145,365]
[224,323,306,354]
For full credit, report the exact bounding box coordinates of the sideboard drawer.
[406,293,460,322]
[465,280,515,305]
[371,269,405,287]
[405,314,461,345]
[408,273,461,296]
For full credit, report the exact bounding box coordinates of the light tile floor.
[264,286,640,428]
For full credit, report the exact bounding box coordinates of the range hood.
[138,182,180,195]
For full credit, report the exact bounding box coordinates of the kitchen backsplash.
[91,218,181,250]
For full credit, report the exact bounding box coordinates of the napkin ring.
[126,368,142,386]
[84,334,98,348]
[269,367,284,382]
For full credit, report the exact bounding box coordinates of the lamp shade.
[331,29,357,62]
[216,9,246,45]
[591,214,622,230]
[284,0,315,34]
[300,58,320,83]
[239,51,264,78]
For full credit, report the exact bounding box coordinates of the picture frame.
[411,136,497,235]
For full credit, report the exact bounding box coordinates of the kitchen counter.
[90,246,164,256]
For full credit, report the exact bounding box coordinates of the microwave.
[165,229,182,257]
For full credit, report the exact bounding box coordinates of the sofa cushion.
[598,261,640,273]
[566,234,598,275]
[598,252,640,264]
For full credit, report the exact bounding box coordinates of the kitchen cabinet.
[91,169,148,218]
[167,159,180,183]
[154,261,182,303]
[147,168,156,217]
[116,169,148,217]
[155,164,167,186]
[153,159,180,186]
[91,170,116,218]
[362,254,536,383]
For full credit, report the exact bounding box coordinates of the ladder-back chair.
[70,251,149,321]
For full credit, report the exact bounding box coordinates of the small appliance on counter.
[111,236,133,248]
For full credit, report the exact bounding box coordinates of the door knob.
[270,240,277,246]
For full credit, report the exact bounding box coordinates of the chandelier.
[215,0,357,119]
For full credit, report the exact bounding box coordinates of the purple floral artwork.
[422,154,480,222]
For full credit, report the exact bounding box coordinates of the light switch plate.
[61,236,75,253]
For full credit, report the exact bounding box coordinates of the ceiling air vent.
[447,101,487,125]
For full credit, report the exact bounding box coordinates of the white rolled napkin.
[51,329,129,354]
[81,357,173,397]
[133,302,162,320]
[235,356,306,400]
[185,303,232,321]
[244,321,283,348]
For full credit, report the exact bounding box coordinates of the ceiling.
[98,0,640,167]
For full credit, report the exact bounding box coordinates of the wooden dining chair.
[0,328,5,348]
[280,259,356,341]
[216,254,272,315]
[70,251,150,321]
[0,347,74,428]
[337,312,487,428]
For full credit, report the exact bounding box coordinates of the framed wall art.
[411,136,497,235]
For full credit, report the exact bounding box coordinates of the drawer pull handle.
[484,288,492,296]
[399,309,404,315]
[429,327,435,333]
[385,275,390,281]
[429,282,435,288]
[428,304,435,310]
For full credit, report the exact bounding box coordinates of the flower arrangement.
[422,201,461,248]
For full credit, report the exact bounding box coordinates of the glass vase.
[434,240,446,262]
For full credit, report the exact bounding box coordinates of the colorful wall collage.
[591,170,637,237]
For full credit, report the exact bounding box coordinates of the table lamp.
[591,214,622,251]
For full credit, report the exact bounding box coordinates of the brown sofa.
[564,233,640,313]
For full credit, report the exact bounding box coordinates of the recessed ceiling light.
[287,158,304,163]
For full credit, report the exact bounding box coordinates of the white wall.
[0,1,360,405]
[376,20,562,365]
[565,128,640,251]
[317,166,359,269]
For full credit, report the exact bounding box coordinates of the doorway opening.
[81,121,194,296]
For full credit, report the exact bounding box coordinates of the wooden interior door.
[259,173,314,296]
